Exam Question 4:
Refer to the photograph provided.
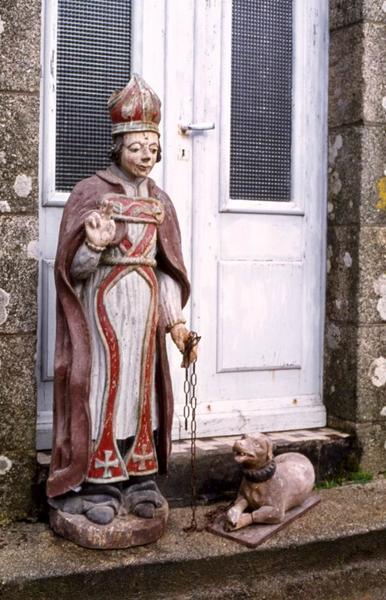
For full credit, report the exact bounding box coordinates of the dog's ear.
[265,436,274,461]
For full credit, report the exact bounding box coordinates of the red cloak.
[47,169,190,498]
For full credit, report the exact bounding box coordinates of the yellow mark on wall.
[377,177,386,210]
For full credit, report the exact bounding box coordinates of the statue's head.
[108,74,162,178]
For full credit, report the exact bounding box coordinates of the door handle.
[179,122,215,134]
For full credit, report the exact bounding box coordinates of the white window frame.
[219,0,328,217]
[40,0,143,208]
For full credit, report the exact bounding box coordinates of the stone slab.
[329,24,364,128]
[330,0,386,31]
[0,215,38,334]
[207,495,321,549]
[0,334,37,450]
[0,93,39,214]
[0,0,41,91]
[363,23,386,124]
[325,226,359,324]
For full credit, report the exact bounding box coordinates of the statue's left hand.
[170,324,199,367]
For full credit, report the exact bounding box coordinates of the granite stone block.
[0,0,41,92]
[358,226,386,324]
[325,226,359,322]
[0,450,36,523]
[0,334,37,450]
[361,125,386,224]
[330,0,363,31]
[330,0,386,31]
[328,415,386,473]
[356,324,386,420]
[363,23,386,123]
[324,322,358,421]
[0,93,39,214]
[329,24,364,128]
[0,215,38,334]
[355,421,386,473]
[328,125,386,227]
[328,128,361,226]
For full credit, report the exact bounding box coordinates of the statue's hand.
[85,199,116,250]
[170,324,199,367]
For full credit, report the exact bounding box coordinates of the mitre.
[108,73,161,136]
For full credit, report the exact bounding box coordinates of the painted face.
[120,131,159,178]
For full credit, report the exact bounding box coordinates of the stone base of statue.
[49,499,169,549]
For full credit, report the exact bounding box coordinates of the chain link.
[182,331,200,532]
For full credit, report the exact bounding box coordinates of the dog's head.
[232,433,274,469]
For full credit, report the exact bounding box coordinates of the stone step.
[1,477,385,600]
[37,427,358,509]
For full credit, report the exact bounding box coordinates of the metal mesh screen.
[56,0,131,192]
[230,0,293,202]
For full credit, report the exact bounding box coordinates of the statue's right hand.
[85,200,116,250]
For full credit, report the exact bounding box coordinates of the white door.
[37,0,328,448]
[137,0,328,438]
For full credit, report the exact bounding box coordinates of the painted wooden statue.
[47,75,197,548]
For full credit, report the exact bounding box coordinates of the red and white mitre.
[108,73,161,136]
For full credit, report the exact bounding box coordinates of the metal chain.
[182,331,200,532]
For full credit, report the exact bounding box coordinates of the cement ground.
[0,477,385,600]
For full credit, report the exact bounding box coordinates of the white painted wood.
[169,0,328,437]
[217,260,303,372]
[172,394,326,440]
[40,260,55,381]
[41,0,70,208]
[37,0,329,448]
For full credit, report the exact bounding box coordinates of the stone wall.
[0,0,41,522]
[325,0,386,472]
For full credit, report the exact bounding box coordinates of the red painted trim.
[87,264,128,480]
[88,196,161,481]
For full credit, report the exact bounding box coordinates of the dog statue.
[226,433,315,531]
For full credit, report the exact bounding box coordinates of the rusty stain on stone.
[376,176,386,211]
[13,174,32,198]
[0,288,10,325]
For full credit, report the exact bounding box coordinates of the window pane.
[230,1,293,202]
[56,0,131,192]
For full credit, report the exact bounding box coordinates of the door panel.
[217,260,303,372]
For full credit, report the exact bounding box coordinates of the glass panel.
[56,0,131,192]
[230,0,293,202]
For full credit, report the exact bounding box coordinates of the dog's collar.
[242,459,277,483]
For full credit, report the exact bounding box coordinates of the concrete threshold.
[1,477,385,600]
